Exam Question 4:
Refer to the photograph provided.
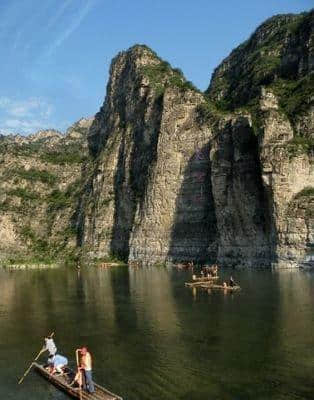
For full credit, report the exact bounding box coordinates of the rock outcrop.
[0,11,313,267]
[78,46,218,263]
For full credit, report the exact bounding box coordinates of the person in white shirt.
[41,334,57,364]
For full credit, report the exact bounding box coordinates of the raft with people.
[33,362,122,400]
[185,270,241,293]
[18,334,123,400]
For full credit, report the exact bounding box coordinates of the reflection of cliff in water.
[266,270,314,399]
[78,267,117,334]
[128,267,193,399]
[277,270,314,347]
[169,268,282,398]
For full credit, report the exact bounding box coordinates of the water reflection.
[128,267,191,399]
[1,267,314,400]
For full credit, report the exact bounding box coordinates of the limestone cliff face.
[206,89,313,267]
[78,46,218,263]
[258,89,313,267]
[79,24,313,267]
[206,10,314,267]
[78,12,313,267]
[208,115,273,267]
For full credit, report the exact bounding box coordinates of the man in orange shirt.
[80,347,95,393]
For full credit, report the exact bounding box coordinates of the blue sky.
[0,0,312,135]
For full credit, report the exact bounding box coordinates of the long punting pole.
[76,348,82,400]
[18,332,54,385]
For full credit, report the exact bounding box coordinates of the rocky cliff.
[0,118,93,263]
[77,46,218,264]
[206,10,314,267]
[0,10,313,267]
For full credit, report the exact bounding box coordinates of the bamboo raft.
[185,276,218,287]
[33,362,122,400]
[98,262,125,268]
[200,284,241,291]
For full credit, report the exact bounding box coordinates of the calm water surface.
[1,266,314,400]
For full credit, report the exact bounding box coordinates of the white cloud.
[0,96,55,135]
[0,96,53,118]
[4,118,42,129]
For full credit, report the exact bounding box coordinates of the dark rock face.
[167,142,217,263]
[210,116,273,267]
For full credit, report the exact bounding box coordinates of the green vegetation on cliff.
[295,186,314,199]
[142,62,197,93]
[7,187,40,201]
[0,121,91,265]
[140,55,198,97]
[13,167,58,184]
[195,99,229,124]
[286,135,314,157]
[207,10,314,124]
[287,186,314,219]
[41,146,87,165]
[271,75,314,123]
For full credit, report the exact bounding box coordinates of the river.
[1,266,314,400]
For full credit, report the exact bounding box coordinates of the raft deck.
[185,276,218,287]
[33,362,122,400]
[200,284,241,291]
[98,262,126,267]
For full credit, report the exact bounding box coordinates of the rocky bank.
[0,10,313,267]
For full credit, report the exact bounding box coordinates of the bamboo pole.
[18,332,54,385]
[76,349,82,400]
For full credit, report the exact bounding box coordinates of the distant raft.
[200,284,241,292]
[185,276,219,287]
[193,276,219,282]
[98,262,126,268]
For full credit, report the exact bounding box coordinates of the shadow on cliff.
[167,143,218,264]
[167,119,278,267]
[74,109,109,249]
[109,94,163,260]
[208,118,278,267]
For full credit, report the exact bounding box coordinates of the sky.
[0,0,312,135]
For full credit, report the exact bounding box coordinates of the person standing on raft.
[79,346,95,393]
[41,334,57,362]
